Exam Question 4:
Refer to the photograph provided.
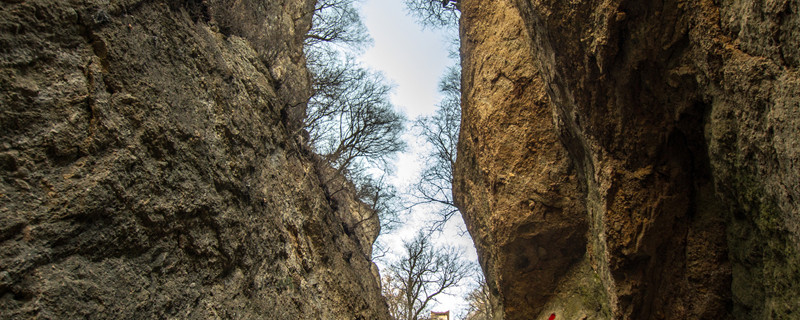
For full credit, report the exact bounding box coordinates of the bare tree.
[384,230,472,320]
[463,274,498,320]
[306,0,371,49]
[404,0,460,29]
[304,48,405,178]
[353,173,402,233]
[303,0,406,248]
[304,51,357,144]
[317,69,404,174]
[382,273,404,319]
[410,66,461,231]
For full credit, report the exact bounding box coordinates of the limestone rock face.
[0,0,388,319]
[455,0,800,319]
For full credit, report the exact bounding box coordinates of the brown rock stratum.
[455,0,800,319]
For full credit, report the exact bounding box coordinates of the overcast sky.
[355,1,478,318]
[359,0,451,119]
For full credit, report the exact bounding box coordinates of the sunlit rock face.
[455,0,800,319]
[0,0,388,318]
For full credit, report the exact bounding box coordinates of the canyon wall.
[455,0,799,319]
[0,0,388,318]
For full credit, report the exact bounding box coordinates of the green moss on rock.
[728,175,800,319]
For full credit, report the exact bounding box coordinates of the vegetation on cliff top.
[304,0,406,235]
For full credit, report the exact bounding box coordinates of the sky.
[359,0,451,119]
[355,0,479,318]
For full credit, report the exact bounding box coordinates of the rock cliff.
[455,0,799,319]
[0,0,388,318]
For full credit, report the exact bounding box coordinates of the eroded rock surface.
[0,0,388,318]
[455,0,799,319]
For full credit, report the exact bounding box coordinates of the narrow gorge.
[2,0,799,319]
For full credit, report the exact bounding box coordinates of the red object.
[548,314,556,320]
